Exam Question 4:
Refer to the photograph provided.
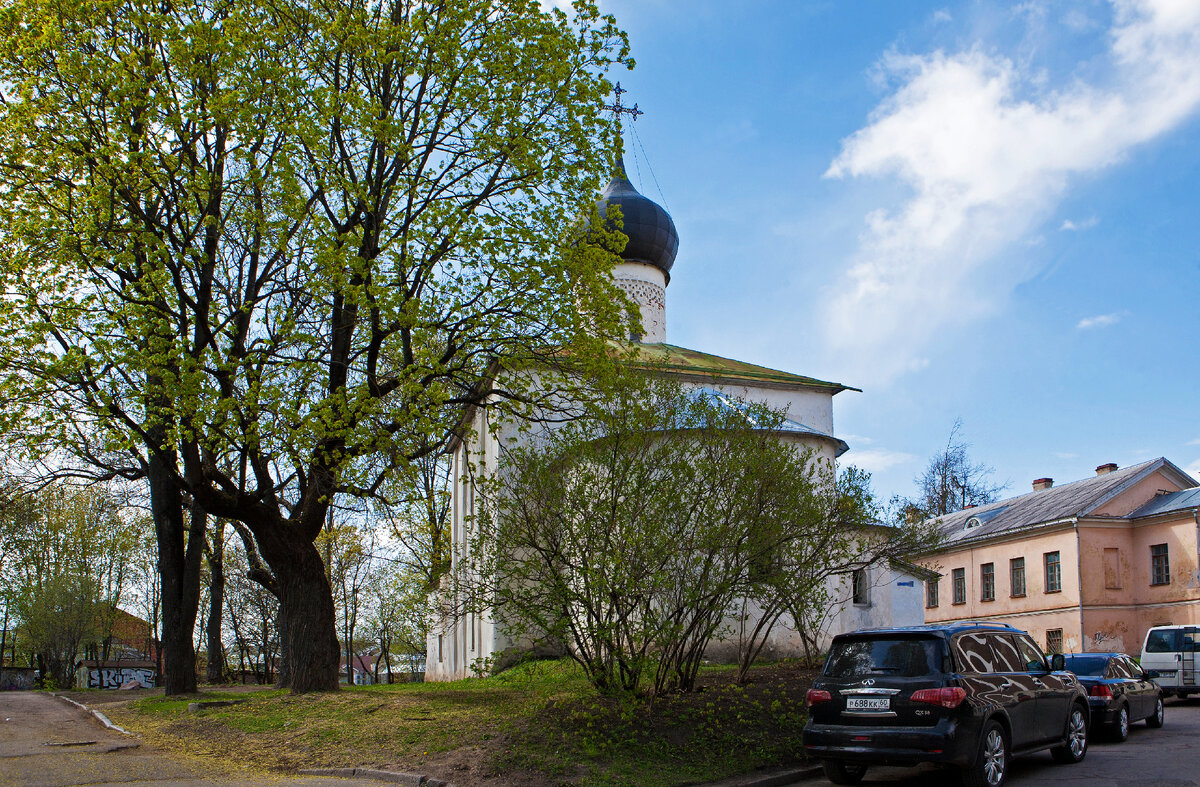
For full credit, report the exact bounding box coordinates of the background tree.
[223,540,281,685]
[368,561,431,683]
[385,454,454,593]
[0,0,632,692]
[0,482,138,686]
[318,516,378,685]
[909,419,1005,518]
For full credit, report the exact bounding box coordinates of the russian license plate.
[846,697,890,711]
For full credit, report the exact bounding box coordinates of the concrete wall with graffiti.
[0,667,35,690]
[74,661,157,689]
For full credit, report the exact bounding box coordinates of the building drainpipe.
[1075,519,1084,652]
[1193,508,1200,620]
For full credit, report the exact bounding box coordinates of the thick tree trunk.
[148,443,206,695]
[274,608,291,689]
[260,535,340,693]
[205,522,226,683]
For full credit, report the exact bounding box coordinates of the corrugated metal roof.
[627,343,859,393]
[1129,486,1200,518]
[932,458,1185,546]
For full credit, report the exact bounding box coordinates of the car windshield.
[825,637,944,678]
[1062,654,1108,677]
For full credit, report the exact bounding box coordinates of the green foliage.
[0,0,634,690]
[0,480,139,686]
[455,373,850,696]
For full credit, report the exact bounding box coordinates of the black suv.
[802,622,1089,786]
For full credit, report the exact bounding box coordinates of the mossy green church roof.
[626,343,859,394]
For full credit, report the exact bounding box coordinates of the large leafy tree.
[0,0,631,692]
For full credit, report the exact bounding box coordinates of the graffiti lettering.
[87,666,155,689]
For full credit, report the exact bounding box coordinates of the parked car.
[802,622,1090,787]
[1140,625,1200,698]
[1059,652,1163,741]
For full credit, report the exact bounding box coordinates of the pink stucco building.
[919,458,1200,655]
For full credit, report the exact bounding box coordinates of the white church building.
[425,161,929,681]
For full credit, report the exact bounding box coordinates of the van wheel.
[1146,696,1165,728]
[1051,704,1089,763]
[821,760,868,785]
[1109,704,1129,742]
[960,721,1008,787]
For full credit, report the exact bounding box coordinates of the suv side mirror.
[1050,653,1065,671]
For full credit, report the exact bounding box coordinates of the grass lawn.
[103,659,818,786]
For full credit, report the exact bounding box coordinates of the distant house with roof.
[918,458,1200,655]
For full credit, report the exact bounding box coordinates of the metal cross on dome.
[603,82,643,123]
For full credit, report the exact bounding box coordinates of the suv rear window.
[825,637,945,678]
[1146,629,1181,652]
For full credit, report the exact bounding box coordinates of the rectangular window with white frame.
[1010,557,1025,597]
[980,562,995,602]
[1044,551,1061,593]
[1151,543,1170,586]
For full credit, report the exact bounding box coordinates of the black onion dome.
[595,157,679,281]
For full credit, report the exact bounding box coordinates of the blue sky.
[582,0,1200,504]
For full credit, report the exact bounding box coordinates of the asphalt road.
[800,696,1200,786]
[0,691,412,787]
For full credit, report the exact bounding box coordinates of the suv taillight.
[1090,684,1113,699]
[805,689,832,707]
[910,687,967,708]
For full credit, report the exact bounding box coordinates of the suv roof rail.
[958,620,1018,629]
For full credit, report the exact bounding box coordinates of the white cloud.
[1076,311,1126,329]
[844,447,918,475]
[1186,458,1200,480]
[1055,451,1080,459]
[1060,216,1099,231]
[932,9,953,24]
[1186,437,1200,446]
[821,0,1200,385]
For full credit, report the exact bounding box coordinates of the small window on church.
[852,569,869,605]
[438,634,444,663]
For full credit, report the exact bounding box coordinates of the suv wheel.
[961,721,1008,787]
[1110,704,1129,742]
[1146,696,1165,728]
[1050,704,1088,763]
[821,760,868,785]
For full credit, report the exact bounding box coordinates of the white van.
[1140,625,1200,698]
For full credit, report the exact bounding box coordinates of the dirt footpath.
[0,691,417,787]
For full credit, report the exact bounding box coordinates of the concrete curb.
[53,694,134,737]
[697,763,824,786]
[299,766,451,786]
